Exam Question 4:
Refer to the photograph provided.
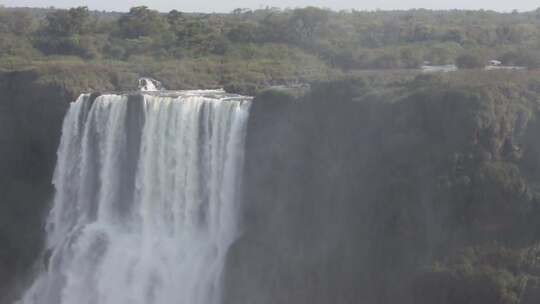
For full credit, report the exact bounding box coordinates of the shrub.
[456,53,486,69]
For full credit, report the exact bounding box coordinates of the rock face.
[3,70,540,304]
[225,78,540,304]
[0,64,121,304]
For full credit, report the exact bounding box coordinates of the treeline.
[1,6,540,85]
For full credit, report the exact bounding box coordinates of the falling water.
[138,78,164,92]
[19,90,251,304]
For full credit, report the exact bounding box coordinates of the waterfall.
[138,78,164,91]
[19,90,252,304]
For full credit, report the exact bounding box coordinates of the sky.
[1,0,539,13]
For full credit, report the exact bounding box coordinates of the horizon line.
[0,3,537,14]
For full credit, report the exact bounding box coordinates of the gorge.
[2,69,540,304]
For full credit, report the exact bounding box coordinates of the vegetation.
[3,4,540,304]
[240,70,540,304]
[0,6,540,92]
[456,53,486,69]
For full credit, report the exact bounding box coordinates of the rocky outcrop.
[225,76,540,304]
[2,68,540,304]
[0,64,122,303]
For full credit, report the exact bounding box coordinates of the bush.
[500,50,540,69]
[413,246,535,304]
[0,10,35,35]
[117,6,168,39]
[44,6,91,36]
[33,34,103,59]
[456,53,486,69]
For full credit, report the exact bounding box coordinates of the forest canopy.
[1,5,540,91]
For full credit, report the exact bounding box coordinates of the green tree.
[456,53,486,69]
[500,50,540,69]
[289,7,329,44]
[495,25,523,44]
[44,6,90,36]
[400,47,423,68]
[167,10,184,29]
[445,28,464,43]
[0,9,35,35]
[259,11,291,43]
[227,21,259,43]
[118,6,168,38]
[411,24,433,42]
[371,52,400,69]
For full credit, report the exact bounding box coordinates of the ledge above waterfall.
[81,78,253,103]
[133,88,253,101]
[85,89,253,104]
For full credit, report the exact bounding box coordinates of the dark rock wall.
[226,80,540,304]
[2,70,540,304]
[0,65,120,303]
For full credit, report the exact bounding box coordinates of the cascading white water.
[19,90,251,304]
[138,78,164,92]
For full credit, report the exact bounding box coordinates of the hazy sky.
[1,0,538,13]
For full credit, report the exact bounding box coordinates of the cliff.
[2,68,540,304]
[226,72,540,304]
[0,64,124,303]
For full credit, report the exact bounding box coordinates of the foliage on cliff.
[231,70,540,304]
[2,61,540,304]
